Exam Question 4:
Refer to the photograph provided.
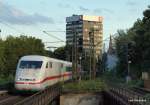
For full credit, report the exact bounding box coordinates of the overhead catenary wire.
[0,20,64,48]
[43,31,65,42]
[0,21,65,49]
[0,19,118,48]
[0,18,117,44]
[44,41,64,43]
[44,31,66,32]
[0,20,25,34]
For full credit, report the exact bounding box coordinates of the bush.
[62,79,107,92]
[0,74,14,84]
[126,79,144,88]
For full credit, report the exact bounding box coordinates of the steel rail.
[0,94,28,105]
[109,86,148,105]
[131,87,150,96]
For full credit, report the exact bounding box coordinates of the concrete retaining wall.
[60,93,103,105]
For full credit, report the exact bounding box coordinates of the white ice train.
[15,55,72,91]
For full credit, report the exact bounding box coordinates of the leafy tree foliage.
[0,35,47,78]
[115,6,150,78]
[53,45,72,61]
[101,52,108,72]
[0,39,5,75]
[53,46,66,60]
[45,50,54,57]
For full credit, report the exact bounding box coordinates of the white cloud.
[0,1,54,25]
[79,6,90,12]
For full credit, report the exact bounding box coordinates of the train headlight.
[17,78,21,81]
[17,78,36,81]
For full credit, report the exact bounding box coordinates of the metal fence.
[108,86,149,105]
[15,83,62,105]
[103,91,129,105]
[12,81,150,105]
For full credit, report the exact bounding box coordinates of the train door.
[44,61,49,87]
[60,63,65,82]
[58,63,62,82]
[45,61,54,86]
[53,62,59,83]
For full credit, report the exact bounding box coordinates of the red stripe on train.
[15,73,72,85]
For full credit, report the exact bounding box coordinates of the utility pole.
[66,41,70,61]
[72,29,78,81]
[79,56,82,80]
[92,32,96,79]
[126,43,132,83]
[75,31,78,80]
[89,32,92,80]
[78,38,83,80]
[72,31,75,80]
[0,29,1,39]
[89,29,97,79]
[89,30,96,79]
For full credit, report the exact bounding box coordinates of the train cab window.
[19,61,43,69]
[46,62,48,68]
[49,62,52,68]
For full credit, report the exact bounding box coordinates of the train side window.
[49,62,52,68]
[66,66,72,71]
[61,63,63,68]
[46,62,48,68]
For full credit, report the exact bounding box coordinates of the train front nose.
[15,81,42,91]
[15,69,44,91]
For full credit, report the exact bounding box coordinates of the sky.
[0,0,149,49]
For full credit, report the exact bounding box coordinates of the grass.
[62,79,107,92]
[99,71,144,88]
[124,79,144,88]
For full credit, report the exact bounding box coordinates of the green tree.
[1,35,46,77]
[53,46,66,60]
[0,39,5,77]
[101,52,107,72]
[45,50,54,57]
[115,6,150,78]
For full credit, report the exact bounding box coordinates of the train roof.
[20,55,72,64]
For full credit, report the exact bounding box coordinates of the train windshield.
[19,61,43,69]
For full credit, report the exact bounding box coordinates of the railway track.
[0,91,32,105]
[131,87,150,96]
